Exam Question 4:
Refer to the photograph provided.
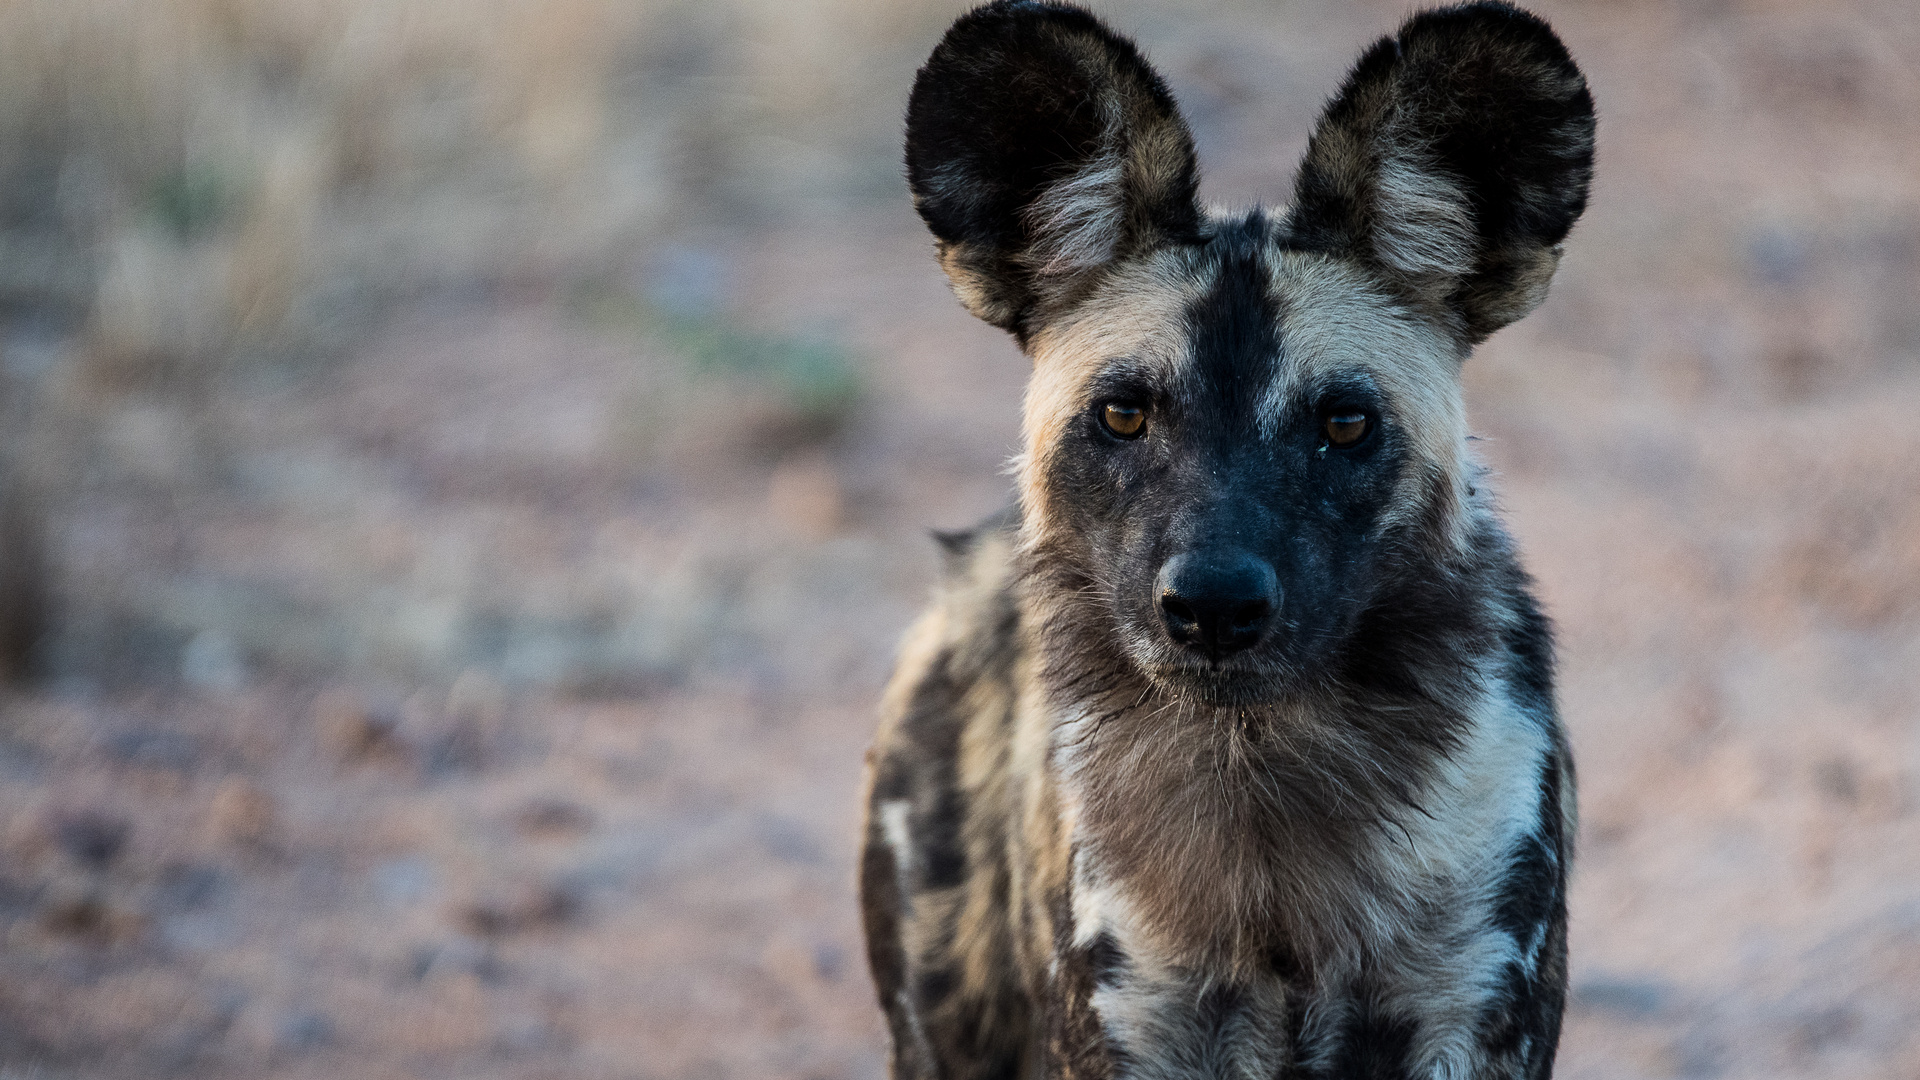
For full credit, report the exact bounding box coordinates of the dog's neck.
[1019,545,1502,977]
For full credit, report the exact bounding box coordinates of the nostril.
[1228,598,1271,632]
[1160,593,1198,627]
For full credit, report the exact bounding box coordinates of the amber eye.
[1324,411,1369,447]
[1100,402,1148,439]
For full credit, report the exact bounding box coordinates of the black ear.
[1285,2,1595,343]
[905,0,1202,341]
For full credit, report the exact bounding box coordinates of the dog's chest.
[1049,700,1555,1078]
[1064,865,1522,1079]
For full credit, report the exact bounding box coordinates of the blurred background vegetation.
[0,1,1917,1078]
[0,0,923,695]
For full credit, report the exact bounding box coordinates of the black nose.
[1156,550,1279,661]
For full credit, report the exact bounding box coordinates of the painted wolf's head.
[907,1,1593,713]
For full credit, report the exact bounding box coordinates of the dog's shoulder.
[874,504,1025,764]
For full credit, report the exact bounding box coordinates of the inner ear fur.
[905,0,1202,343]
[1284,2,1595,343]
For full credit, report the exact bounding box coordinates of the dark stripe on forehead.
[1184,211,1280,438]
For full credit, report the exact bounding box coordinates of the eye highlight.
[1323,411,1370,448]
[1099,401,1148,439]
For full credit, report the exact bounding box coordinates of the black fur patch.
[876,651,972,891]
[1184,212,1280,442]
[1504,587,1558,721]
[1320,993,1418,1080]
[1490,831,1557,941]
[917,966,961,1009]
[1084,931,1129,987]
[905,0,1201,338]
[1192,982,1245,1038]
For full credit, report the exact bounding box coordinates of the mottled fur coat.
[860,3,1594,1077]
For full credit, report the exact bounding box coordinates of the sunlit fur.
[866,2,1593,1077]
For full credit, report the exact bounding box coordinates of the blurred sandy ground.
[0,0,1915,1076]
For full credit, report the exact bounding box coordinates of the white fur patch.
[875,796,937,1062]
[878,798,915,898]
[1025,150,1127,276]
[1072,837,1294,1078]
[1374,686,1555,1078]
[1370,153,1476,282]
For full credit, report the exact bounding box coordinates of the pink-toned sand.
[1,1,1917,1077]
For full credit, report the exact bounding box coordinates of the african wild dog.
[860,1,1593,1076]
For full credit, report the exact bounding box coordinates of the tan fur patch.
[1265,251,1476,554]
[934,239,1019,329]
[1018,249,1203,542]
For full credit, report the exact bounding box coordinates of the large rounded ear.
[905,0,1202,343]
[1284,2,1595,343]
